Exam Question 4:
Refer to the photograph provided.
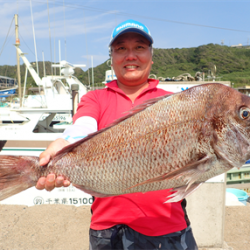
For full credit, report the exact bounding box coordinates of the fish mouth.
[219,123,250,169]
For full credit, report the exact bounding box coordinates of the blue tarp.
[0,88,16,98]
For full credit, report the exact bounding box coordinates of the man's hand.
[36,138,71,191]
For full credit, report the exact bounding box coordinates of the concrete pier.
[187,182,226,249]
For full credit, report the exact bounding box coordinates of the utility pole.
[15,14,22,107]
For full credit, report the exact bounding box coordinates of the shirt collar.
[105,79,160,95]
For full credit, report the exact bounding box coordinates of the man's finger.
[55,176,64,187]
[36,177,46,190]
[39,154,50,166]
[45,174,56,191]
[63,180,71,187]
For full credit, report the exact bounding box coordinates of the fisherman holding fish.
[36,20,198,250]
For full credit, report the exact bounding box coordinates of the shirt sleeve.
[73,90,100,123]
[58,90,100,144]
[59,116,98,143]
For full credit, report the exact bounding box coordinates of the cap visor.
[109,28,153,46]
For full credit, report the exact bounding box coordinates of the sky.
[0,0,250,75]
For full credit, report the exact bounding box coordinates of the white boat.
[0,44,94,206]
[0,45,88,151]
[157,80,231,93]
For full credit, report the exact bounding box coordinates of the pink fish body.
[1,83,250,202]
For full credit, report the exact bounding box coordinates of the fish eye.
[240,108,250,120]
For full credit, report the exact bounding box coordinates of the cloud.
[0,0,117,65]
[0,0,115,39]
[21,11,114,41]
[94,35,111,43]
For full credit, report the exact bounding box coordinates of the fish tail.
[0,155,40,201]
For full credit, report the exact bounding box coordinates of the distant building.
[231,43,250,49]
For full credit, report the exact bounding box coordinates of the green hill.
[1,43,250,89]
[152,44,250,86]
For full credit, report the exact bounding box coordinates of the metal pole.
[71,84,79,117]
[91,56,94,89]
[63,0,67,61]
[53,0,56,76]
[14,14,22,107]
[29,0,39,76]
[59,40,61,76]
[42,51,46,77]
[22,67,28,107]
[47,0,53,76]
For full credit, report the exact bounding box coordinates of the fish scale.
[1,83,250,202]
[48,85,211,194]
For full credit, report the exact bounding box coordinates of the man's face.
[111,32,153,86]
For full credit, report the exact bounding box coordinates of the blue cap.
[109,19,153,47]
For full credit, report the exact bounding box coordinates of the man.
[36,19,198,250]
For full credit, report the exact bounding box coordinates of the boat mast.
[29,0,39,77]
[14,14,22,107]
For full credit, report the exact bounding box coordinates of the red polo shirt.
[73,79,189,236]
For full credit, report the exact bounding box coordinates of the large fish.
[1,83,250,202]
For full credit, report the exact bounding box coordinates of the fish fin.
[52,94,173,163]
[124,155,212,191]
[73,184,113,198]
[213,144,236,169]
[0,155,39,201]
[164,183,202,203]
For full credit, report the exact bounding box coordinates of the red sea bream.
[1,83,250,202]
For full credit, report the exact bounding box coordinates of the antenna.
[221,40,224,45]
[14,14,22,107]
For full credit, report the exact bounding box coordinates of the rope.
[15,0,250,33]
[18,17,35,54]
[19,32,35,56]
[2,29,16,57]
[0,29,16,74]
[0,17,14,57]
